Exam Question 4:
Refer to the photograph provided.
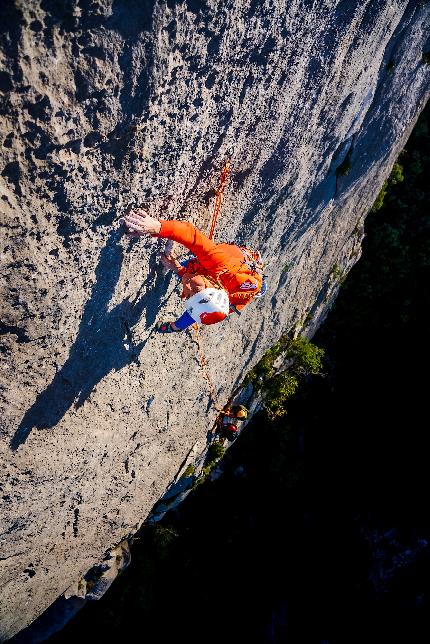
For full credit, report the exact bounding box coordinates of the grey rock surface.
[1,0,429,639]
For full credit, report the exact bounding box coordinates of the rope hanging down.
[193,159,231,409]
[193,325,222,411]
[208,159,230,240]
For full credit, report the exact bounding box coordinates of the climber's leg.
[157,310,195,333]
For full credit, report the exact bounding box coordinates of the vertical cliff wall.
[1,0,429,639]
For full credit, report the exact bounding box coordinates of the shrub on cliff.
[246,336,325,417]
[372,162,404,212]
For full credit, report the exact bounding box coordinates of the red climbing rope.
[193,324,222,411]
[208,159,230,240]
[190,160,231,410]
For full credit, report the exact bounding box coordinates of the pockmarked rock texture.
[1,0,429,639]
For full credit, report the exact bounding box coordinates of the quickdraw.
[239,245,264,275]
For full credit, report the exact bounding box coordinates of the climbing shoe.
[157,322,181,333]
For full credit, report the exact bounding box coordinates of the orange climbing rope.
[208,159,230,240]
[192,159,231,409]
[193,325,221,411]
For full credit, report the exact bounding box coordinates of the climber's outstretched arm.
[156,220,217,259]
[124,210,216,262]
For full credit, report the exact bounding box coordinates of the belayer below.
[124,209,266,333]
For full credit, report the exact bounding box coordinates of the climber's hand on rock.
[123,209,145,237]
[124,210,162,236]
[160,253,180,272]
[124,226,144,238]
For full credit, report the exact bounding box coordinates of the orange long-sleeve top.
[156,220,262,309]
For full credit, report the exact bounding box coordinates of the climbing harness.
[242,246,267,299]
[208,159,231,241]
[239,245,264,275]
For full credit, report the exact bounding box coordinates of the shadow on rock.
[11,229,164,451]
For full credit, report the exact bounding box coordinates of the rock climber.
[123,209,266,333]
[216,404,249,441]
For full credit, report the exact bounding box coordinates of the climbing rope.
[193,324,222,411]
[208,159,230,240]
[192,160,232,408]
[163,159,230,263]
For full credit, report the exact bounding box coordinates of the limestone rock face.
[1,0,429,638]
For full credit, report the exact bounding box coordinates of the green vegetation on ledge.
[371,161,404,212]
[245,336,325,417]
